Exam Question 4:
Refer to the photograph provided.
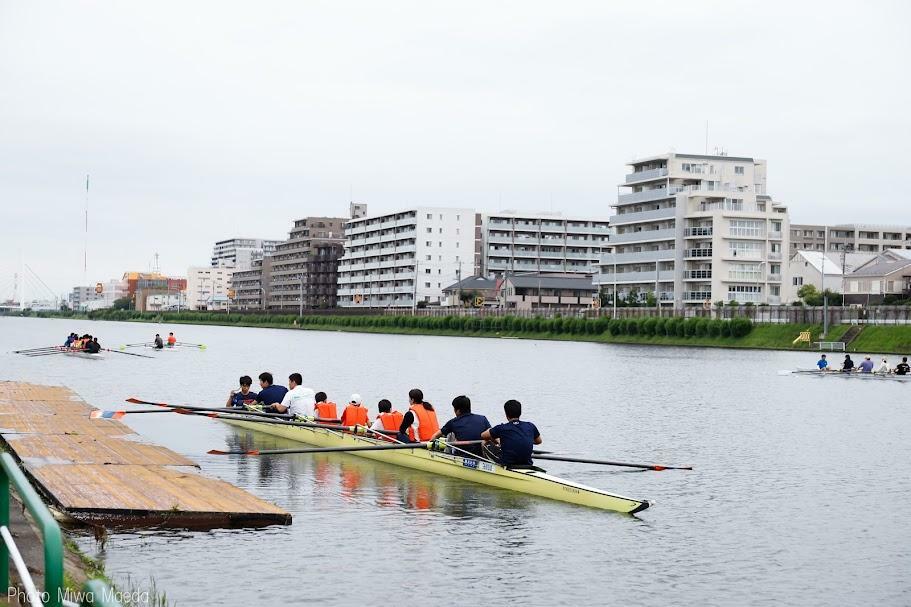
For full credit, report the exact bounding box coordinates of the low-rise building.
[787,251,875,303]
[500,274,597,311]
[441,276,499,307]
[482,212,610,277]
[844,250,911,304]
[68,286,103,310]
[186,266,234,310]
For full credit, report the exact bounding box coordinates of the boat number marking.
[562,486,581,494]
[460,458,495,473]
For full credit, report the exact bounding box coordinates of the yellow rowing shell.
[219,416,650,514]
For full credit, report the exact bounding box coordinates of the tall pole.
[822,231,829,337]
[84,174,89,285]
[299,274,303,317]
[412,259,418,314]
[612,253,618,319]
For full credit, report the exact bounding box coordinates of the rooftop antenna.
[152,252,161,274]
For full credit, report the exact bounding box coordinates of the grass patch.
[844,325,911,354]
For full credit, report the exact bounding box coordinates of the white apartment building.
[597,152,790,306]
[211,238,282,271]
[790,223,911,255]
[337,207,477,307]
[186,266,234,310]
[482,212,610,277]
[68,286,103,310]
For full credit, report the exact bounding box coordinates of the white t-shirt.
[279,385,315,417]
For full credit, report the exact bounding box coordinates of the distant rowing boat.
[62,349,104,360]
[218,414,650,514]
[791,369,911,382]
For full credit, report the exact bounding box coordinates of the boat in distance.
[62,349,104,360]
[218,414,650,514]
[791,369,911,382]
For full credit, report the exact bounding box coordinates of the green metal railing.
[0,452,122,607]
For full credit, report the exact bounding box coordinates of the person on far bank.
[841,355,855,372]
[816,354,828,371]
[480,400,541,467]
[268,373,313,417]
[227,375,258,408]
[429,395,490,458]
[340,394,369,427]
[313,392,338,422]
[895,357,911,376]
[858,356,875,374]
[398,388,439,443]
[255,372,288,408]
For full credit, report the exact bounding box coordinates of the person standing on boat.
[269,373,313,417]
[227,375,257,408]
[313,392,338,421]
[842,355,855,372]
[167,332,177,347]
[340,394,370,427]
[480,400,541,467]
[398,388,440,443]
[858,356,875,374]
[153,334,164,350]
[430,395,490,458]
[896,357,910,375]
[371,399,403,439]
[255,372,288,408]
[876,358,890,374]
[816,354,829,370]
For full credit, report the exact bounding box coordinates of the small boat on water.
[791,369,911,382]
[62,349,104,360]
[218,414,650,514]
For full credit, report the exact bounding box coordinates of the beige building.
[500,274,596,310]
[844,249,911,304]
[790,223,911,254]
[186,266,234,310]
[597,152,790,306]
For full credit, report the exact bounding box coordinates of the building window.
[439,228,443,234]
[456,242,460,248]
[426,255,431,261]
[438,242,442,247]
[734,166,744,175]
[425,269,431,274]
[793,277,803,286]
[426,241,432,247]
[426,213,432,220]
[426,228,432,233]
[424,282,431,288]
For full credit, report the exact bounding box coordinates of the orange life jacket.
[340,404,369,427]
[407,404,440,442]
[314,401,338,421]
[167,335,176,345]
[375,411,404,442]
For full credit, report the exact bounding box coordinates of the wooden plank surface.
[0,382,290,528]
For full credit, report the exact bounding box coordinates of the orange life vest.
[407,404,440,442]
[167,335,177,345]
[314,401,338,421]
[340,404,369,427]
[375,411,404,442]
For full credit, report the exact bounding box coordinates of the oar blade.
[89,410,125,420]
[207,449,259,456]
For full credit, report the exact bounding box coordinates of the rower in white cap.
[340,393,369,427]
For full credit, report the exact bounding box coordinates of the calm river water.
[1,317,909,606]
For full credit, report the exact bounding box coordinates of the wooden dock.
[0,382,291,529]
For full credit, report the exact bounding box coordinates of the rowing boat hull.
[63,350,103,360]
[792,369,911,382]
[220,417,649,514]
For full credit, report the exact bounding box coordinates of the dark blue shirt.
[488,420,540,466]
[440,413,491,457]
[231,391,258,407]
[256,385,288,406]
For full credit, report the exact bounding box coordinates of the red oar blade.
[207,449,259,456]
[89,410,125,420]
[126,397,167,406]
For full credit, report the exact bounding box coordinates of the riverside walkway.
[0,381,290,529]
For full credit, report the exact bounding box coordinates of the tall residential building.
[68,286,102,310]
[211,238,282,271]
[231,257,273,310]
[790,223,911,254]
[481,212,610,277]
[337,207,476,308]
[268,216,347,311]
[596,152,790,306]
[186,266,234,310]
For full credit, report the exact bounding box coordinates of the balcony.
[617,187,673,205]
[768,273,782,282]
[685,248,713,258]
[683,270,712,280]
[684,227,713,238]
[601,249,676,264]
[609,206,676,226]
[769,231,783,240]
[727,292,762,303]
[624,167,668,184]
[683,291,713,302]
[596,270,675,284]
[769,252,782,260]
[611,228,676,244]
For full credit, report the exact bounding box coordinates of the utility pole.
[299,273,304,317]
[822,231,829,337]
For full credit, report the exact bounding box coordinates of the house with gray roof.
[844,250,911,304]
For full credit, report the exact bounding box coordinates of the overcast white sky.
[1,1,909,296]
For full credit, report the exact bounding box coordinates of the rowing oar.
[90,408,196,420]
[13,346,64,354]
[208,440,483,456]
[125,398,294,419]
[531,453,692,471]
[20,350,69,357]
[102,348,154,359]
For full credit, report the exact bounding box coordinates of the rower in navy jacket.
[480,399,542,467]
[429,395,490,458]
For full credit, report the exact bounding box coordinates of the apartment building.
[68,286,102,310]
[481,212,610,277]
[186,266,234,310]
[211,238,282,271]
[596,152,790,306]
[337,207,477,308]
[268,216,347,312]
[231,257,272,310]
[790,223,911,254]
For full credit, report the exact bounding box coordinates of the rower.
[255,372,288,408]
[876,358,890,374]
[370,399,403,439]
[430,395,490,458]
[340,394,369,427]
[85,337,101,354]
[858,356,875,374]
[313,391,338,422]
[816,354,828,370]
[227,375,257,408]
[269,373,314,417]
[63,333,75,348]
[480,400,541,467]
[167,332,177,347]
[153,334,164,350]
[398,388,440,443]
[841,355,855,372]
[896,357,910,376]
